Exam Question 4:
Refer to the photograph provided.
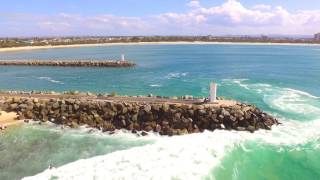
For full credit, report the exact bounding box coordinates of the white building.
[209,82,217,103]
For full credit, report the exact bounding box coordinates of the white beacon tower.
[121,54,125,61]
[209,82,217,103]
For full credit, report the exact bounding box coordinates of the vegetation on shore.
[1,35,320,48]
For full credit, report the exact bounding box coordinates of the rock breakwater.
[0,95,279,135]
[0,60,135,67]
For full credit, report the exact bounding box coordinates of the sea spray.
[24,81,320,180]
[221,79,320,121]
[0,124,154,180]
[23,118,320,180]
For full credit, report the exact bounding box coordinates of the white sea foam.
[23,130,252,180]
[26,122,158,142]
[38,77,64,85]
[263,87,320,119]
[24,80,320,180]
[23,118,320,180]
[222,79,250,89]
[165,72,189,79]
[284,88,319,99]
[264,91,320,117]
[149,84,162,87]
[223,79,320,119]
[222,78,249,83]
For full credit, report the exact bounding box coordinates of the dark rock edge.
[0,96,280,136]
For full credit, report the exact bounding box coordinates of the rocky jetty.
[0,95,279,135]
[0,60,135,67]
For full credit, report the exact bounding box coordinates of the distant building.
[207,35,214,40]
[23,40,34,44]
[314,33,320,40]
[40,40,49,44]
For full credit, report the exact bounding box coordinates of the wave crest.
[223,79,320,120]
[23,118,320,180]
[38,77,64,85]
[23,79,320,179]
[165,72,189,79]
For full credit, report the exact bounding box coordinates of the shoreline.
[0,111,20,130]
[1,41,320,52]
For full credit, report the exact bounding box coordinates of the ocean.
[0,44,319,179]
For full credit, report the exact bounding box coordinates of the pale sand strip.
[0,41,320,53]
[0,111,21,129]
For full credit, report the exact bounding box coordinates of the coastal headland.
[0,91,279,135]
[0,60,135,68]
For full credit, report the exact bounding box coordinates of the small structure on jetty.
[0,59,135,68]
[209,82,217,103]
[121,54,125,61]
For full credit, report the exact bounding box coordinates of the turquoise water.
[213,141,320,180]
[0,45,319,97]
[0,44,320,179]
[0,124,153,180]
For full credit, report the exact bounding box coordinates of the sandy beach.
[1,41,320,53]
[0,111,20,129]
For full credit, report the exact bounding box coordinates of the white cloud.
[34,14,151,36]
[253,4,271,10]
[39,21,71,32]
[156,0,320,35]
[1,0,320,36]
[187,1,201,8]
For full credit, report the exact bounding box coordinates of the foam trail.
[23,118,320,180]
[222,79,320,120]
[149,84,162,87]
[22,130,244,180]
[284,88,319,99]
[165,72,189,79]
[264,87,320,120]
[222,79,250,89]
[38,77,64,85]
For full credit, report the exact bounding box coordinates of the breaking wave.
[24,80,320,180]
[38,77,64,85]
[222,79,320,120]
[149,84,162,87]
[165,72,189,79]
[23,119,320,180]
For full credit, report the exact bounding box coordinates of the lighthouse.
[121,54,125,61]
[209,82,217,103]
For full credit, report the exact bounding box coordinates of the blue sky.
[1,0,319,15]
[1,0,320,37]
